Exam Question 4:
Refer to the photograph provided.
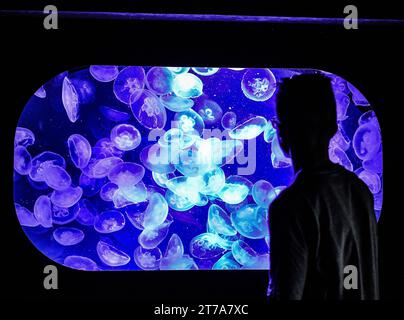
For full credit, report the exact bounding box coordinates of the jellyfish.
[50,186,83,208]
[125,204,147,230]
[166,176,203,205]
[335,92,350,121]
[79,173,105,197]
[94,210,126,233]
[15,127,35,147]
[142,193,169,229]
[14,145,32,175]
[15,203,39,227]
[353,123,381,161]
[43,165,72,191]
[100,182,119,202]
[196,167,226,195]
[165,189,195,212]
[51,205,78,225]
[107,162,145,188]
[230,204,268,239]
[331,76,350,94]
[175,146,214,177]
[252,179,275,207]
[134,246,162,270]
[138,220,172,249]
[120,181,148,204]
[64,255,98,271]
[329,146,353,171]
[229,116,267,140]
[373,190,383,211]
[271,133,292,168]
[329,126,350,152]
[113,66,145,104]
[231,240,258,266]
[70,78,95,105]
[263,120,276,143]
[62,76,80,123]
[347,82,370,106]
[83,157,123,179]
[219,139,244,166]
[358,110,379,127]
[242,254,269,270]
[208,204,237,236]
[145,67,174,95]
[160,255,198,270]
[355,168,382,194]
[140,144,176,174]
[89,65,119,82]
[212,252,240,270]
[99,105,131,122]
[241,68,276,102]
[112,189,136,209]
[163,233,184,260]
[192,67,219,76]
[34,85,47,98]
[53,227,85,246]
[173,109,205,136]
[217,175,252,205]
[110,124,141,151]
[172,73,203,98]
[221,111,237,130]
[96,240,130,267]
[94,138,125,158]
[195,99,223,125]
[30,151,66,182]
[363,150,383,174]
[33,195,53,228]
[189,233,227,259]
[228,68,245,71]
[160,94,194,112]
[72,199,97,226]
[130,89,167,129]
[152,172,175,188]
[67,134,92,168]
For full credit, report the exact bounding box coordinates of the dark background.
[1,0,403,315]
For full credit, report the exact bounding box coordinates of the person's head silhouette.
[275,73,338,171]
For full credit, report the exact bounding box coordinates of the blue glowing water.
[14,66,383,271]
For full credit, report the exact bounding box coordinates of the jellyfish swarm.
[241,68,276,102]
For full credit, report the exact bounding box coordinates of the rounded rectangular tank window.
[14,66,382,271]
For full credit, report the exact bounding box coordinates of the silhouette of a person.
[268,73,379,300]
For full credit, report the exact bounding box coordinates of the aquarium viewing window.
[13,66,383,271]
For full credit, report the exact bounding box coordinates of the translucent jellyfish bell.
[110,124,141,151]
[363,150,382,174]
[94,138,125,158]
[164,233,184,260]
[358,110,379,128]
[230,204,268,239]
[107,162,145,188]
[174,109,205,136]
[34,86,46,98]
[99,105,131,122]
[83,157,123,179]
[271,133,292,168]
[195,99,223,125]
[73,199,97,226]
[263,120,276,143]
[113,66,145,104]
[229,116,267,140]
[33,195,53,228]
[242,254,269,270]
[142,193,169,229]
[89,65,119,82]
[94,210,126,233]
[252,179,275,207]
[172,73,203,98]
[329,146,353,171]
[51,205,78,225]
[348,82,370,106]
[160,255,198,270]
[197,167,226,195]
[231,240,258,266]
[217,175,252,205]
[145,67,175,95]
[15,203,39,227]
[329,126,350,152]
[96,240,130,267]
[112,189,136,209]
[208,204,237,236]
[50,186,83,208]
[100,182,119,202]
[212,252,240,270]
[241,68,276,102]
[29,151,66,182]
[67,134,92,169]
[53,227,85,246]
[14,145,32,175]
[140,144,176,174]
[353,123,381,161]
[192,67,219,76]
[62,77,80,123]
[43,164,71,191]
[165,189,195,212]
[335,92,350,121]
[355,168,382,194]
[166,176,203,205]
[138,220,172,249]
[152,171,175,188]
[134,246,162,270]
[120,181,148,204]
[160,94,194,112]
[221,111,237,130]
[189,233,227,259]
[64,255,98,271]
[15,127,35,147]
[130,89,167,130]
[167,67,190,74]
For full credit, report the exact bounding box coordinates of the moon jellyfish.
[242,254,269,270]
[164,234,184,259]
[167,67,190,74]
[15,127,35,147]
[53,227,84,246]
[89,65,119,82]
[174,109,205,136]
[329,126,350,152]
[271,133,292,168]
[142,193,169,229]
[189,233,227,259]
[208,205,237,236]
[355,168,382,194]
[152,172,175,188]
[107,162,145,188]
[100,182,119,202]
[160,94,194,112]
[231,240,258,266]
[195,99,223,125]
[33,195,53,228]
[192,67,219,76]
[34,85,46,98]
[134,246,162,270]
[212,252,240,270]
[15,203,39,227]
[363,150,382,174]
[263,120,276,143]
[347,82,370,106]
[218,175,252,205]
[94,210,126,233]
[96,240,130,267]
[120,181,148,204]
[145,67,174,95]
[241,68,276,102]
[166,176,204,205]
[125,204,147,230]
[197,167,226,195]
[112,189,135,208]
[44,165,72,190]
[29,151,66,182]
[331,76,350,94]
[62,77,79,123]
[84,157,123,179]
[50,186,83,208]
[358,110,379,127]
[221,111,237,130]
[51,205,78,225]
[14,145,32,175]
[373,190,383,211]
[160,255,198,270]
[130,90,167,129]
[172,73,203,98]
[138,220,172,249]
[329,146,353,171]
[165,189,194,212]
[113,66,145,104]
[94,138,125,158]
[99,105,131,122]
[79,173,105,197]
[229,116,267,140]
[353,123,381,161]
[230,204,268,239]
[252,179,275,207]
[67,134,92,168]
[73,199,97,226]
[335,92,350,121]
[110,124,141,151]
[64,255,98,271]
[219,139,244,166]
[140,144,176,174]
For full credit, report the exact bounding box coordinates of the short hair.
[276,73,338,144]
